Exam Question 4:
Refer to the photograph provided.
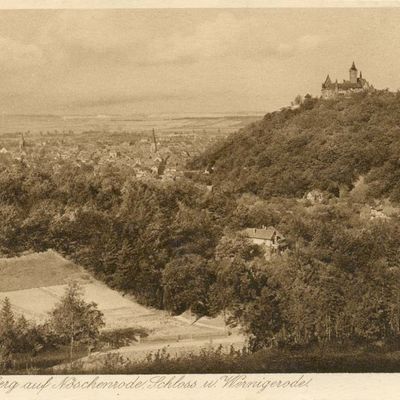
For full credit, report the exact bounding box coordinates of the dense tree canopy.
[189,91,400,201]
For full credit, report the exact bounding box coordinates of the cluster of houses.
[0,128,221,184]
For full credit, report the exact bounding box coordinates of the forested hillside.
[2,90,400,357]
[189,90,400,201]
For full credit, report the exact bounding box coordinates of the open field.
[0,281,153,327]
[0,250,237,346]
[0,113,263,136]
[0,278,234,337]
[0,250,91,292]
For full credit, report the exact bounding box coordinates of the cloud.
[28,11,327,71]
[296,34,325,50]
[0,36,43,71]
[39,12,128,51]
[141,14,326,66]
[0,10,332,114]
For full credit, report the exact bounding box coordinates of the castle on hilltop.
[321,62,373,99]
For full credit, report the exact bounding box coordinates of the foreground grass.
[2,345,88,374]
[49,345,400,374]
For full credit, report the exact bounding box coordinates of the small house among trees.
[242,226,286,259]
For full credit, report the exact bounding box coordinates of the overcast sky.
[0,8,399,115]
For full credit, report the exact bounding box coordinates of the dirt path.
[174,314,228,331]
[58,333,246,372]
[53,313,246,372]
[115,334,246,359]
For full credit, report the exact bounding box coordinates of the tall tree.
[0,297,16,361]
[49,281,105,362]
[162,254,214,316]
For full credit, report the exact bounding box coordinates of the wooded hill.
[189,90,400,202]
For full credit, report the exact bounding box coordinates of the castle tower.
[349,61,358,84]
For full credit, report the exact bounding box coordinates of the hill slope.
[189,91,400,201]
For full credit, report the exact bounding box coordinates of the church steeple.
[19,133,25,152]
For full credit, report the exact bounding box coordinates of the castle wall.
[321,88,337,99]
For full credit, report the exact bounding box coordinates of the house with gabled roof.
[242,226,287,259]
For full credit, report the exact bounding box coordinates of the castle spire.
[350,61,357,71]
[324,74,332,86]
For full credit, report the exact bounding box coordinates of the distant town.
[0,114,260,183]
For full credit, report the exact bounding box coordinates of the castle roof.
[337,80,363,90]
[322,77,368,91]
[350,61,357,71]
[322,81,363,90]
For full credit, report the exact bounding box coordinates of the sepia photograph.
[1,1,400,385]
